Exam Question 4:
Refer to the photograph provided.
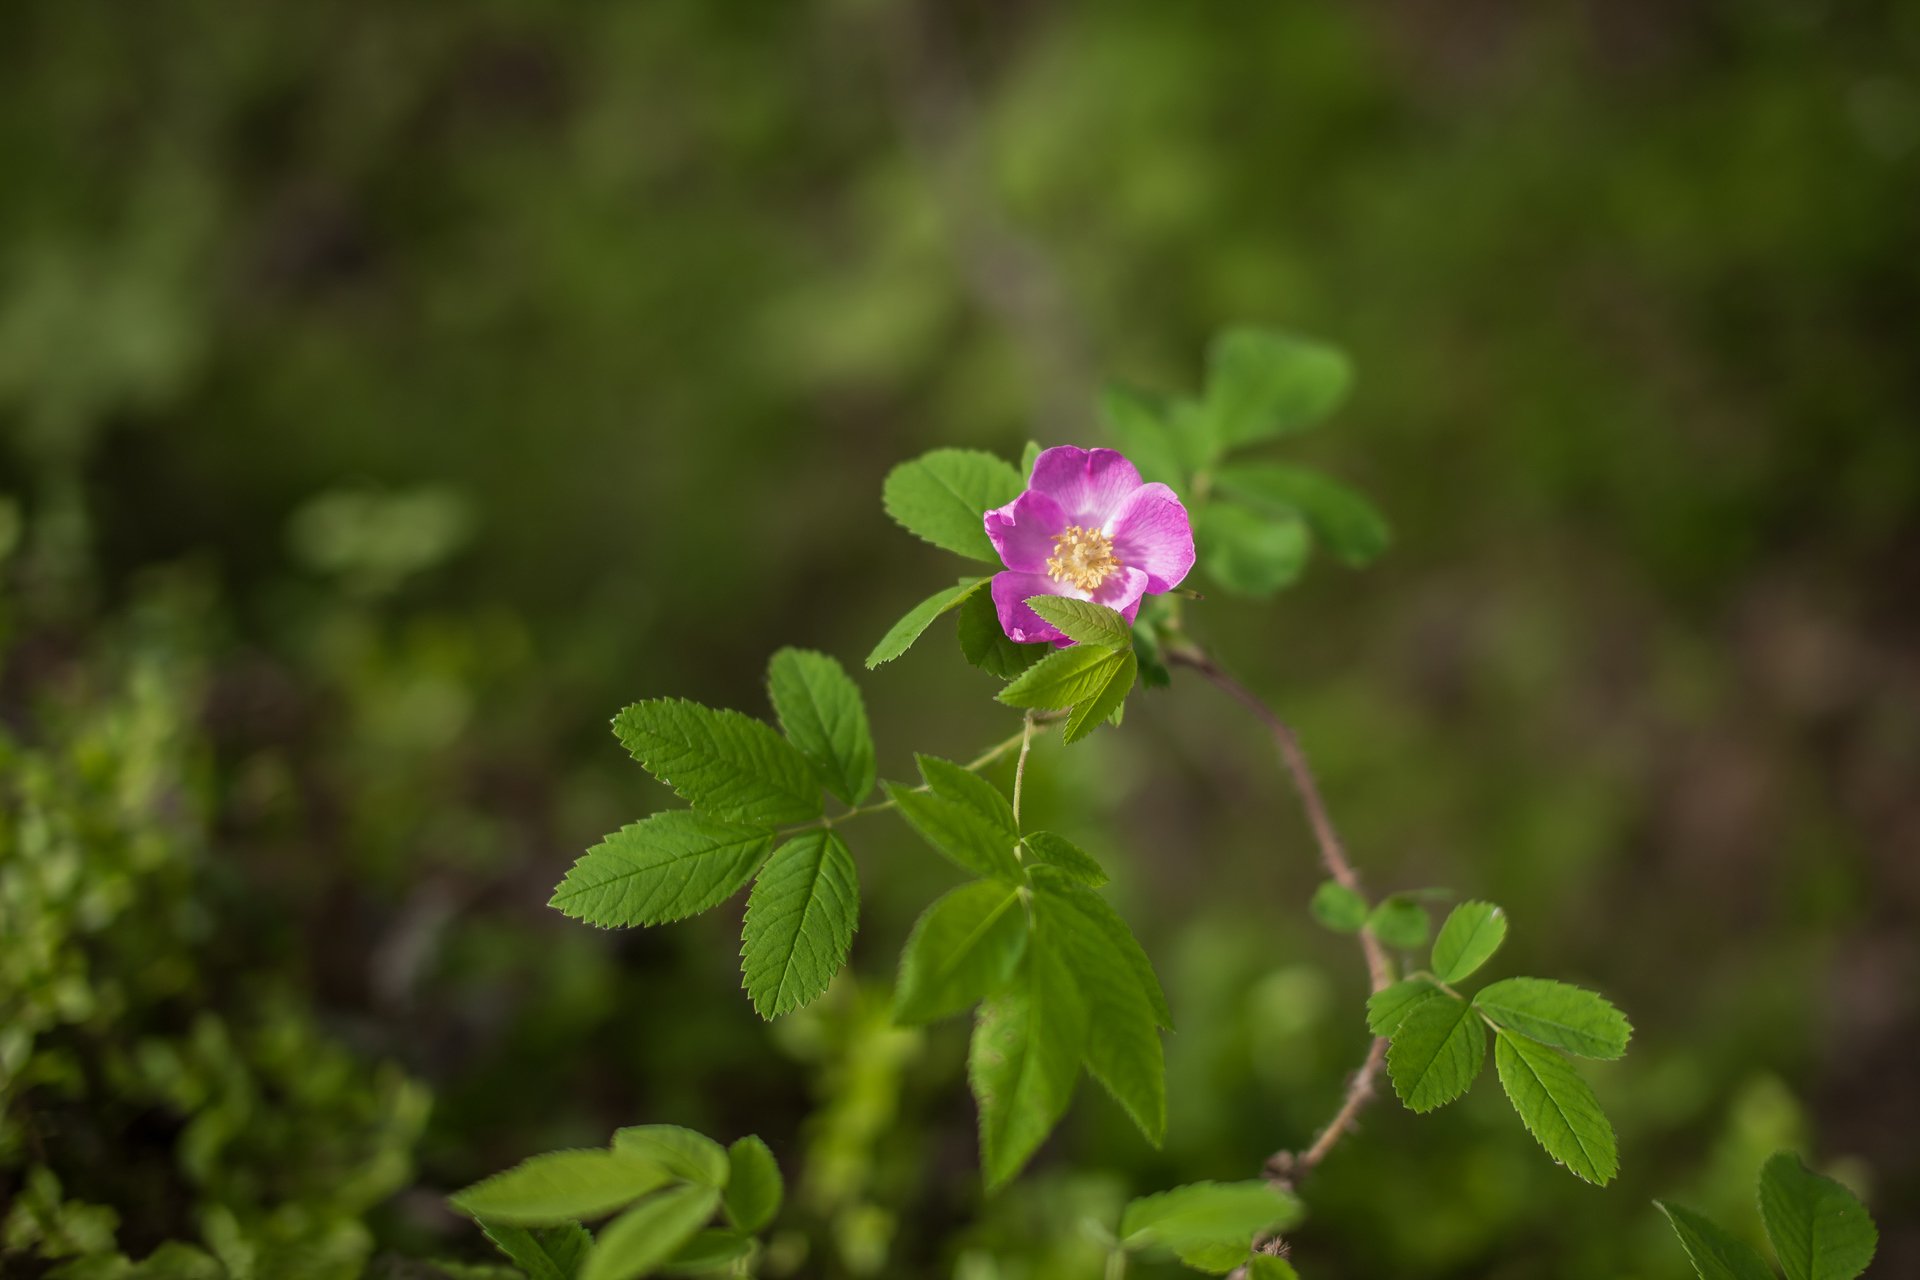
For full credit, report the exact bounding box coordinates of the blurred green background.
[3,1,1916,1276]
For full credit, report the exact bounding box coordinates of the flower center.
[1046,525,1121,592]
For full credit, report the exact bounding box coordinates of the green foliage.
[969,943,1089,1190]
[1204,328,1353,449]
[766,648,875,806]
[1473,978,1632,1059]
[721,1137,783,1233]
[1366,978,1439,1036]
[882,449,1025,561]
[1757,1153,1878,1280]
[1023,596,1134,649]
[1386,996,1486,1113]
[1020,832,1108,887]
[477,1223,594,1280]
[1429,901,1507,983]
[998,643,1128,710]
[739,831,859,1019]
[613,699,821,826]
[1493,1030,1618,1186]
[1308,880,1368,932]
[866,579,987,669]
[611,1127,730,1189]
[995,606,1140,743]
[1196,503,1310,597]
[893,881,1030,1024]
[550,814,774,928]
[1213,464,1391,567]
[450,1151,671,1224]
[886,756,1024,880]
[1248,1257,1303,1280]
[1656,1203,1775,1280]
[1365,896,1432,950]
[957,587,1048,678]
[1118,1180,1302,1274]
[581,1185,722,1280]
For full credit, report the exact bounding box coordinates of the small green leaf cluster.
[551,648,873,1020]
[1104,327,1388,597]
[1098,1180,1302,1275]
[888,758,1170,1188]
[449,1125,783,1280]
[1357,899,1631,1186]
[1658,1152,1877,1280]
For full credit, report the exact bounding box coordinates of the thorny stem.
[1164,641,1394,1220]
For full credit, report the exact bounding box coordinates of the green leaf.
[1037,884,1168,1146]
[957,586,1048,679]
[550,814,774,928]
[660,1230,753,1276]
[1386,995,1486,1113]
[1366,978,1439,1036]
[721,1137,782,1233]
[1656,1203,1776,1280]
[1308,881,1368,932]
[451,1150,672,1225]
[1430,901,1507,984]
[1493,1030,1618,1185]
[579,1185,721,1280]
[1061,650,1137,745]
[1248,1257,1303,1280]
[1020,440,1042,475]
[998,643,1130,710]
[1366,897,1431,950]
[614,699,821,826]
[1100,385,1188,487]
[479,1221,594,1280]
[1034,881,1172,1029]
[1120,1181,1301,1271]
[1757,1152,1878,1280]
[866,579,987,668]
[1020,831,1107,887]
[1197,502,1310,597]
[893,880,1029,1024]
[888,784,1022,881]
[882,448,1024,561]
[1022,597,1133,649]
[918,754,1019,841]
[1213,463,1390,567]
[969,941,1089,1189]
[739,832,859,1018]
[610,1127,729,1189]
[1204,328,1352,449]
[1473,978,1632,1060]
[766,649,875,807]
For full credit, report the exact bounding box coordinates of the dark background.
[2,1,1916,1276]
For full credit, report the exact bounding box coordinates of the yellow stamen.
[1046,525,1121,592]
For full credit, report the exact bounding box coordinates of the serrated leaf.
[1020,831,1107,887]
[580,1185,720,1280]
[997,643,1129,710]
[1309,881,1368,932]
[1119,1181,1301,1269]
[1100,385,1188,488]
[1249,1257,1302,1280]
[1386,995,1486,1113]
[1366,978,1439,1036]
[1035,881,1172,1029]
[740,831,859,1019]
[1493,1030,1618,1185]
[551,815,774,928]
[1656,1203,1776,1280]
[1430,901,1507,983]
[766,649,875,807]
[918,754,1019,840]
[479,1221,594,1280]
[721,1137,782,1233]
[614,700,820,826]
[1366,896,1431,949]
[969,941,1089,1189]
[1473,978,1631,1059]
[956,586,1048,678]
[1037,884,1167,1146]
[611,1127,729,1189]
[1212,463,1390,567]
[1205,328,1352,449]
[1023,596,1133,649]
[888,784,1021,880]
[1061,650,1136,745]
[882,448,1024,561]
[1757,1152,1878,1280]
[893,880,1029,1024]
[1197,502,1310,597]
[451,1150,672,1225]
[866,579,987,668]
[660,1229,752,1277]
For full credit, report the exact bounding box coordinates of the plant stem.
[1012,712,1037,828]
[1164,642,1393,1195]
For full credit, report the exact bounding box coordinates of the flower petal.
[983,490,1069,573]
[1105,482,1196,593]
[991,571,1073,645]
[1087,566,1149,624]
[1028,446,1144,528]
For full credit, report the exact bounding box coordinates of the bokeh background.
[3,1,1916,1276]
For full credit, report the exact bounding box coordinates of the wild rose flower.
[983,446,1196,645]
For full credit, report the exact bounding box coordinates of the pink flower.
[983,446,1196,645]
